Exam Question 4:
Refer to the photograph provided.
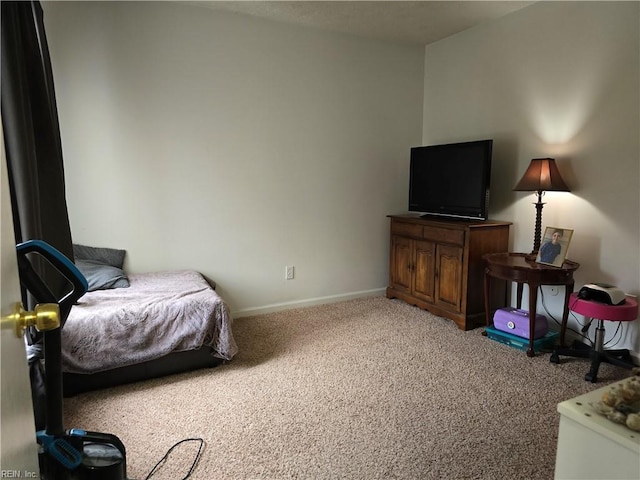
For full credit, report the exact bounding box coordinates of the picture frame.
[536,226,574,267]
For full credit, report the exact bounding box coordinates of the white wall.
[44,1,640,354]
[42,1,425,316]
[423,2,640,352]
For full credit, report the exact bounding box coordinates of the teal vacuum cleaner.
[17,240,128,480]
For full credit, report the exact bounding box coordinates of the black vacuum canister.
[38,430,127,480]
[80,442,126,480]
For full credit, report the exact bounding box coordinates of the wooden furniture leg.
[560,282,574,347]
[527,282,539,357]
[516,283,524,309]
[484,267,491,326]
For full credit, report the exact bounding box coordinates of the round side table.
[483,252,580,357]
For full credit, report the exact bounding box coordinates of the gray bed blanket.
[62,270,238,374]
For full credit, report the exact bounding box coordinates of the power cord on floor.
[539,287,592,345]
[143,437,205,480]
[539,288,626,349]
[604,321,623,348]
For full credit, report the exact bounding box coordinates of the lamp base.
[532,192,545,255]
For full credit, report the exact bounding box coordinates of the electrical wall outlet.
[285,266,294,280]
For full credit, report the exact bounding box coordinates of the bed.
[61,245,237,396]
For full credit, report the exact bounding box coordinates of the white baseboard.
[232,287,387,318]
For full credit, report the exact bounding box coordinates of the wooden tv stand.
[386,214,511,330]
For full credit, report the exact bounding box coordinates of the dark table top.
[484,252,580,283]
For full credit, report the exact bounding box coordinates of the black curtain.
[2,0,74,284]
[2,1,74,434]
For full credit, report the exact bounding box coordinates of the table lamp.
[513,158,570,255]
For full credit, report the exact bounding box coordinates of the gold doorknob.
[2,302,60,338]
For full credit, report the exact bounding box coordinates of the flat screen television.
[408,139,492,220]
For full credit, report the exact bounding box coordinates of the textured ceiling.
[185,1,536,45]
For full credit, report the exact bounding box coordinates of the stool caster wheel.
[585,372,597,383]
[550,351,560,364]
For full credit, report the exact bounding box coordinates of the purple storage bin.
[493,307,548,339]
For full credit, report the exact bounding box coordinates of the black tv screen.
[408,139,492,220]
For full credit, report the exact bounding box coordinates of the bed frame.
[63,346,223,396]
[61,267,236,396]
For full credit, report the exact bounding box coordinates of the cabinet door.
[412,239,436,302]
[389,235,412,293]
[435,244,463,311]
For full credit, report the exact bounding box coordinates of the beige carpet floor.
[63,296,630,479]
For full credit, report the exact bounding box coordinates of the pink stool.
[550,293,639,382]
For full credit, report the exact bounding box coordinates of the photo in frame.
[536,226,574,267]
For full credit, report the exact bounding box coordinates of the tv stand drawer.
[390,220,422,238]
[391,218,466,245]
[422,226,464,246]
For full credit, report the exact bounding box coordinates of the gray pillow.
[73,244,126,269]
[75,259,130,292]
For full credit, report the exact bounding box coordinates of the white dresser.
[555,380,640,480]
